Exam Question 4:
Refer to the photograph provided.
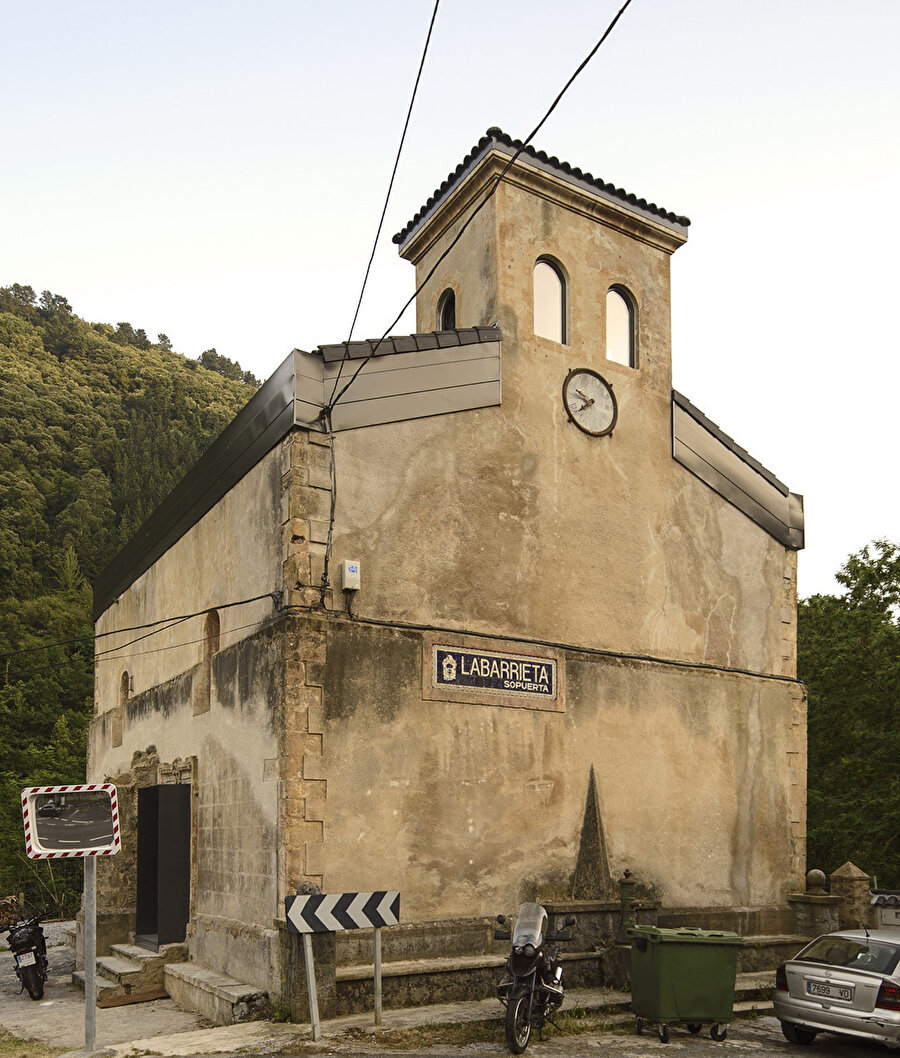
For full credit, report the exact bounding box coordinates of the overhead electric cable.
[92,615,193,661]
[325,0,635,413]
[330,0,442,407]
[319,0,442,604]
[95,614,284,664]
[0,592,279,662]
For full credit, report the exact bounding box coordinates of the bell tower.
[394,128,690,403]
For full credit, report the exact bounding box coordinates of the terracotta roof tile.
[394,127,690,247]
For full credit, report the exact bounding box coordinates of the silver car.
[774,929,900,1046]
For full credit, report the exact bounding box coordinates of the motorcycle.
[495,903,576,1053]
[6,909,50,1000]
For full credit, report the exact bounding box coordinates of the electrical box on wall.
[342,560,361,591]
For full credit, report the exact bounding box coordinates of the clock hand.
[577,398,595,411]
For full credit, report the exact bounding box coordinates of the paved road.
[273,1018,896,1058]
[0,925,892,1058]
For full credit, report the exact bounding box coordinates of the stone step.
[71,969,127,1003]
[72,941,189,1003]
[333,949,779,1018]
[96,954,143,983]
[164,962,270,1026]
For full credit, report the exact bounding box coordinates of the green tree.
[800,540,900,884]
[0,284,259,912]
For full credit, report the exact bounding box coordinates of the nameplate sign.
[424,638,564,712]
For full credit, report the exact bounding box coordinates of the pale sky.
[4,0,898,600]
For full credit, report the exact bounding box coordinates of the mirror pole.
[84,855,96,1053]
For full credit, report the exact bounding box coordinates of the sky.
[3,0,898,600]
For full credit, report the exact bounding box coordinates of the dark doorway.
[135,784,191,950]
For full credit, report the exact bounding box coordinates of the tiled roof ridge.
[315,324,500,362]
[393,127,690,246]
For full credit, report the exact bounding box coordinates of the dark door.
[135,784,191,948]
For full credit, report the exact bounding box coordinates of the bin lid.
[627,925,743,945]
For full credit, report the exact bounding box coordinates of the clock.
[562,368,617,437]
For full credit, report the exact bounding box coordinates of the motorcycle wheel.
[504,986,533,1054]
[20,964,44,1000]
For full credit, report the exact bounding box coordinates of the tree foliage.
[800,540,900,885]
[0,285,257,913]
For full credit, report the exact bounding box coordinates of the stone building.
[88,129,806,1018]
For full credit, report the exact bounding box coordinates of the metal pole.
[302,933,321,1041]
[374,927,382,1026]
[84,855,97,1054]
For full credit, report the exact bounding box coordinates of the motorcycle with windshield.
[6,909,50,999]
[495,903,576,1053]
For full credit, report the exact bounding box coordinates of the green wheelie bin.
[627,925,743,1043]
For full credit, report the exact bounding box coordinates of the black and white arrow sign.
[285,891,400,934]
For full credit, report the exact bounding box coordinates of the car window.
[798,937,900,974]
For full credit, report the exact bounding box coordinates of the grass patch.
[0,1029,65,1058]
[325,1010,616,1051]
[344,1019,504,1050]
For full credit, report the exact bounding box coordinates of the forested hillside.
[0,284,257,912]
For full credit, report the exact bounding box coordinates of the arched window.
[533,258,567,343]
[606,286,636,367]
[437,288,456,330]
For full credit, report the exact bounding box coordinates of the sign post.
[301,933,321,1041]
[285,889,400,1037]
[373,926,383,1026]
[84,855,97,1052]
[21,784,120,1056]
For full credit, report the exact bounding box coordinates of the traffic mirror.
[21,785,120,858]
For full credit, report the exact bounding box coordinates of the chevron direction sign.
[285,890,400,934]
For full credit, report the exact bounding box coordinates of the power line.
[330,0,442,407]
[0,592,279,663]
[321,0,442,601]
[93,614,193,662]
[325,0,636,413]
[94,614,282,664]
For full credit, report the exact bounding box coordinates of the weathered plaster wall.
[92,448,283,718]
[296,616,804,915]
[89,447,286,989]
[328,162,797,679]
[89,626,283,988]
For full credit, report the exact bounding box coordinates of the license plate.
[807,980,852,1001]
[16,951,35,967]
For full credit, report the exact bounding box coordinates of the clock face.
[562,368,617,437]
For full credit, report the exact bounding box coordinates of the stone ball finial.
[806,869,827,894]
